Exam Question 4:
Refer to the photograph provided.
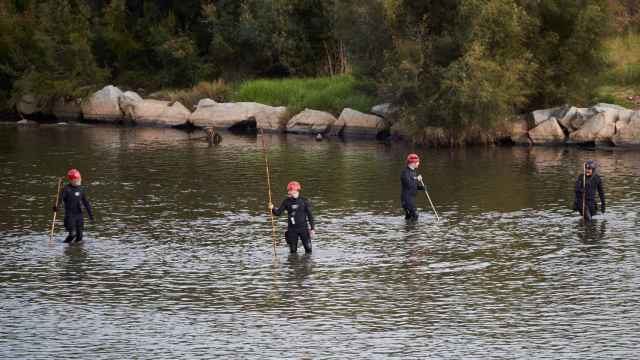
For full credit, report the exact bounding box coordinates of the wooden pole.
[420,179,440,222]
[260,129,278,256]
[583,162,587,222]
[49,177,63,242]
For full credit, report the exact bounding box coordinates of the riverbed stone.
[333,108,386,138]
[189,102,287,131]
[81,85,124,122]
[569,111,617,144]
[16,119,39,126]
[121,98,191,127]
[528,117,566,145]
[613,111,640,146]
[286,109,337,134]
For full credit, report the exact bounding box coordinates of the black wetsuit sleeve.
[401,169,412,189]
[272,199,287,216]
[597,176,605,209]
[82,191,94,220]
[305,199,315,230]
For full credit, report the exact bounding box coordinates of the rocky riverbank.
[11,85,640,147]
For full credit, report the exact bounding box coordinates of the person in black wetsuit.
[269,181,315,253]
[53,169,94,243]
[574,160,605,223]
[401,153,424,222]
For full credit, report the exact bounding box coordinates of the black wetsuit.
[272,197,315,253]
[574,173,605,222]
[58,184,94,243]
[401,166,424,221]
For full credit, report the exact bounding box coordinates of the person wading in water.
[53,169,94,243]
[401,154,424,222]
[269,181,315,254]
[574,160,606,223]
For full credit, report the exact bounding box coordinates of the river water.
[1,124,639,359]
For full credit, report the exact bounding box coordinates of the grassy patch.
[150,80,231,110]
[231,75,377,115]
[596,33,640,108]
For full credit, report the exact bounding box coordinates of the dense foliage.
[0,0,635,138]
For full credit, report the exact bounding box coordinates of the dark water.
[1,124,639,359]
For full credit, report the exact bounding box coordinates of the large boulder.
[509,118,531,145]
[531,106,568,126]
[528,117,566,145]
[569,111,617,144]
[613,111,640,146]
[593,103,627,112]
[370,103,397,118]
[286,109,337,134]
[121,98,191,127]
[52,98,82,121]
[122,91,143,102]
[81,85,124,123]
[570,108,598,130]
[189,101,287,131]
[16,94,42,115]
[332,108,386,138]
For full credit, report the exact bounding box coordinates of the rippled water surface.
[1,124,639,359]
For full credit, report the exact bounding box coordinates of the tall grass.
[232,75,376,115]
[150,80,231,110]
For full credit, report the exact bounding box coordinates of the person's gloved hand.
[52,205,58,212]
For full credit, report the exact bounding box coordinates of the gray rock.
[370,103,396,118]
[121,98,191,127]
[569,111,617,144]
[16,119,39,126]
[332,108,386,138]
[528,117,565,145]
[286,109,337,134]
[510,118,531,145]
[613,111,640,146]
[593,103,627,112]
[16,94,41,115]
[81,85,124,122]
[189,102,287,131]
[531,106,568,126]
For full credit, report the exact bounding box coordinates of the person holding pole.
[269,181,315,254]
[52,169,94,243]
[574,160,605,223]
[401,154,426,222]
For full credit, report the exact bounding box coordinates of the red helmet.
[67,169,81,180]
[406,153,420,164]
[287,181,301,192]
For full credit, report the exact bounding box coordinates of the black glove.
[52,205,58,212]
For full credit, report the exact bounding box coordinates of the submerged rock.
[528,117,565,145]
[286,109,337,134]
[81,85,124,123]
[509,118,531,145]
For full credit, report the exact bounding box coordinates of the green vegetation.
[596,33,640,108]
[1,0,639,143]
[232,76,376,115]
